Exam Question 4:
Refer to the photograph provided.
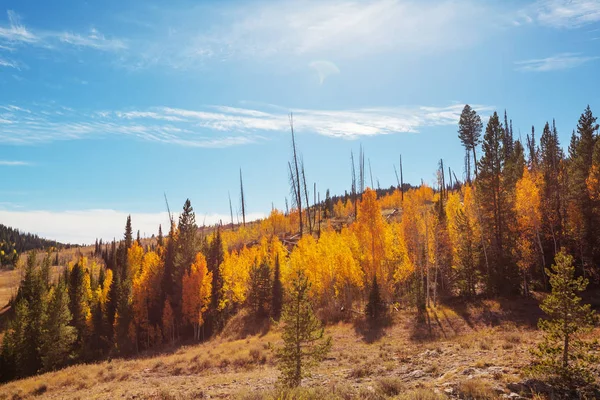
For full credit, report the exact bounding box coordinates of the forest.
[0,104,599,388]
[0,224,67,268]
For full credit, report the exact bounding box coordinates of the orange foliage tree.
[182,253,212,340]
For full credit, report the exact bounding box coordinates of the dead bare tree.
[368,158,374,189]
[228,191,234,231]
[351,151,357,220]
[400,154,404,201]
[301,158,312,234]
[239,168,246,228]
[289,113,303,236]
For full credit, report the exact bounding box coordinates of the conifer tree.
[458,105,483,182]
[206,229,225,333]
[0,299,29,379]
[540,120,564,257]
[172,199,198,329]
[271,255,283,321]
[568,106,599,271]
[531,250,597,385]
[477,111,518,294]
[41,280,76,371]
[68,259,92,357]
[365,275,387,327]
[157,224,164,248]
[276,270,331,387]
[247,261,272,318]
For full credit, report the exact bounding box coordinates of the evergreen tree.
[540,121,565,258]
[458,104,483,182]
[68,259,91,357]
[206,229,225,333]
[41,280,76,371]
[276,269,331,387]
[172,199,198,330]
[1,299,29,379]
[124,215,133,249]
[477,111,517,294]
[157,224,164,248]
[365,275,387,327]
[271,255,283,321]
[531,250,597,386]
[247,261,272,318]
[568,106,599,272]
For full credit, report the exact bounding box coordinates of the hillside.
[0,223,70,268]
[2,298,598,399]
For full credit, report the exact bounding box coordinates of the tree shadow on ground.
[408,295,546,343]
[220,310,272,340]
[353,316,389,344]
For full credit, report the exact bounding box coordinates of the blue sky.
[0,0,599,244]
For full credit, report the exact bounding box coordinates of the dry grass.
[1,299,598,399]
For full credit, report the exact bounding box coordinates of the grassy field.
[2,297,597,399]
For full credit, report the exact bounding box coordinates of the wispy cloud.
[0,102,493,145]
[125,0,494,70]
[309,60,340,84]
[0,57,19,69]
[0,10,126,52]
[523,0,600,28]
[0,208,265,244]
[0,160,32,166]
[515,52,599,71]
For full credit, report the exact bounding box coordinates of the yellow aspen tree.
[127,242,144,278]
[353,188,387,287]
[182,253,212,341]
[515,167,543,295]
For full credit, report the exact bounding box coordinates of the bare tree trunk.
[239,169,246,228]
[228,192,234,231]
[301,160,312,233]
[400,154,404,202]
[289,114,303,236]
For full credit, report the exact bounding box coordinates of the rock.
[492,385,505,395]
[408,369,425,378]
[487,366,504,374]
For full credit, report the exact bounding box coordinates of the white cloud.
[0,10,37,43]
[515,52,599,71]
[0,102,493,145]
[0,160,31,166]
[528,0,600,28]
[0,209,265,244]
[127,0,494,69]
[309,60,340,84]
[0,10,126,52]
[0,57,19,69]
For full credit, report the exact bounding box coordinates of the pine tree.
[568,106,599,271]
[41,280,76,371]
[365,275,387,327]
[157,224,164,248]
[1,299,29,379]
[172,199,198,330]
[271,255,283,321]
[477,111,517,294]
[540,120,564,258]
[276,270,331,387]
[531,250,597,386]
[68,259,91,357]
[124,215,133,249]
[206,229,225,333]
[458,104,483,182]
[247,261,272,318]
